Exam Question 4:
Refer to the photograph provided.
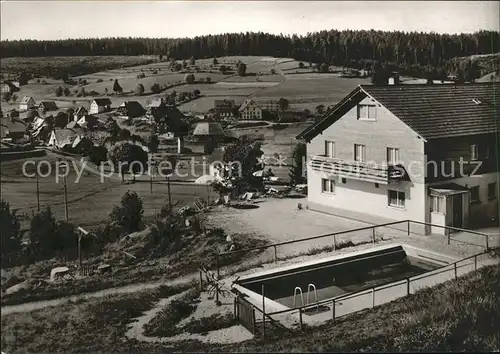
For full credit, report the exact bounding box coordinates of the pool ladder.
[293,283,319,311]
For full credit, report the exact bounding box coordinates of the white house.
[238,99,263,120]
[19,96,36,111]
[74,106,88,121]
[297,83,499,235]
[89,98,111,114]
[48,128,83,149]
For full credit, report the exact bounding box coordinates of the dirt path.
[0,272,197,316]
[124,289,253,344]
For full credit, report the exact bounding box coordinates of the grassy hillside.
[2,262,498,353]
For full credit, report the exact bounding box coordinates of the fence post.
[234,297,237,322]
[215,282,219,305]
[333,234,336,251]
[447,229,450,245]
[454,262,457,279]
[199,269,204,290]
[372,288,375,308]
[262,284,265,339]
[372,227,376,245]
[273,245,277,263]
[332,299,335,321]
[406,277,410,295]
[474,254,477,271]
[299,307,303,330]
[485,235,489,251]
[252,307,256,335]
[407,220,410,235]
[216,255,220,279]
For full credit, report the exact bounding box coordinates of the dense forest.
[1,30,499,78]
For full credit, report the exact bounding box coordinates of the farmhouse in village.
[117,101,145,118]
[76,114,99,130]
[73,106,88,121]
[19,96,36,111]
[38,101,58,112]
[214,99,236,118]
[89,98,112,114]
[0,118,27,142]
[1,81,20,94]
[48,128,84,149]
[146,98,167,120]
[297,83,499,234]
[239,99,263,120]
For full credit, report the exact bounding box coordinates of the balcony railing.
[308,155,406,184]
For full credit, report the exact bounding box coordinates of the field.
[0,153,218,229]
[1,55,370,114]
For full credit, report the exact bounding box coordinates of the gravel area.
[207,198,496,260]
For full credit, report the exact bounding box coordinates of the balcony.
[308,155,407,184]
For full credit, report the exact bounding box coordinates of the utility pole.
[36,172,40,212]
[167,175,172,212]
[150,168,154,194]
[63,173,69,222]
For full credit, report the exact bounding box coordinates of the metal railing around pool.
[215,220,492,278]
[263,248,495,330]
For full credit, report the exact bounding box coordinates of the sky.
[1,1,499,41]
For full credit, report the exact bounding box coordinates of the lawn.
[0,154,218,229]
[2,262,498,353]
[252,74,371,109]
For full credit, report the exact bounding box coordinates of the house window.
[354,144,366,162]
[470,186,480,203]
[374,183,379,188]
[325,141,335,158]
[341,178,347,184]
[387,147,400,165]
[322,179,335,194]
[470,144,478,161]
[388,189,405,208]
[488,182,497,200]
[431,195,445,214]
[357,104,377,120]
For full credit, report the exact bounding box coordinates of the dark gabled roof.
[93,98,112,106]
[297,83,500,141]
[361,83,500,139]
[39,101,58,110]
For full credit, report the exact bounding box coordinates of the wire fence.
[216,220,491,278]
[267,249,495,329]
[215,220,495,334]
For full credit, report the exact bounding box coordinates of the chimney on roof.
[388,72,400,85]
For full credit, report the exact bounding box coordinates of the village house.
[48,128,83,150]
[146,98,167,120]
[73,106,88,121]
[297,83,499,235]
[19,96,36,111]
[38,101,58,112]
[192,121,227,142]
[1,81,20,94]
[0,118,27,142]
[277,110,308,123]
[239,99,263,120]
[214,99,236,118]
[89,98,112,114]
[117,101,145,118]
[76,114,99,130]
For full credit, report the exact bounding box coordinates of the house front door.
[451,194,463,230]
